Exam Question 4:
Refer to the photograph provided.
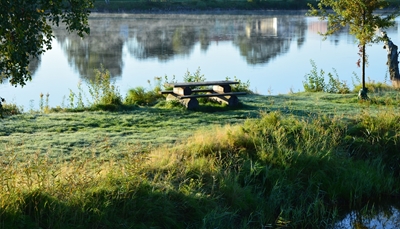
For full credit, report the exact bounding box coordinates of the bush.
[183,67,206,85]
[65,65,124,111]
[226,76,253,93]
[1,101,23,117]
[352,80,394,93]
[303,60,350,94]
[303,59,326,92]
[125,86,162,106]
[88,65,123,106]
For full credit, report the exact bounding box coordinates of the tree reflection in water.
[334,205,400,229]
[54,17,124,82]
[51,12,308,82]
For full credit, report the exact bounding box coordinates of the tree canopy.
[308,0,399,98]
[0,0,94,86]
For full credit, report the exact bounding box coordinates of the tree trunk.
[382,31,400,87]
[358,10,368,100]
[358,44,368,100]
[362,44,366,90]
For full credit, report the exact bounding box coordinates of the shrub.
[303,59,326,92]
[326,69,350,94]
[64,65,124,111]
[303,60,350,94]
[125,86,162,106]
[183,67,206,84]
[88,65,123,106]
[226,76,253,93]
[0,101,23,117]
[352,80,394,93]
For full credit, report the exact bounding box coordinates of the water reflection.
[2,12,399,109]
[52,13,308,82]
[234,15,307,64]
[334,205,400,229]
[28,56,41,76]
[53,18,124,82]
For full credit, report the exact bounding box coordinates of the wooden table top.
[171,81,239,87]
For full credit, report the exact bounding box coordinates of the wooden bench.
[161,81,246,109]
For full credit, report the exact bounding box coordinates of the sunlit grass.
[1,90,400,228]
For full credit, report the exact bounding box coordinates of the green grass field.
[0,92,388,159]
[1,89,400,228]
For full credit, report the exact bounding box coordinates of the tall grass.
[2,109,399,228]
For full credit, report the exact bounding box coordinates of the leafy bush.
[303,60,350,94]
[226,76,253,93]
[326,69,351,94]
[64,65,124,111]
[125,86,162,106]
[183,67,206,84]
[303,59,326,92]
[0,101,22,117]
[88,65,123,106]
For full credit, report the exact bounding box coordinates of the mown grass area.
[1,89,400,228]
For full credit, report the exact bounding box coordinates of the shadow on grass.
[3,183,211,229]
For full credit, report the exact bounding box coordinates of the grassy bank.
[1,89,400,228]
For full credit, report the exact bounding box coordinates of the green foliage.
[303,60,350,93]
[226,76,253,93]
[353,80,394,94]
[0,0,94,86]
[125,86,163,106]
[88,65,123,106]
[2,108,400,228]
[162,74,177,91]
[326,69,351,94]
[345,111,400,175]
[124,77,165,106]
[64,65,124,111]
[307,0,399,93]
[307,0,397,45]
[303,60,326,92]
[0,100,23,117]
[183,67,206,84]
[155,99,186,109]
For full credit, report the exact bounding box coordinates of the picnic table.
[161,80,246,109]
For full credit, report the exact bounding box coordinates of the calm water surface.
[1,11,399,109]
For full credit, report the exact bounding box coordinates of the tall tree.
[308,0,399,99]
[0,0,94,86]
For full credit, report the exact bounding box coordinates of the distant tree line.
[92,0,322,11]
